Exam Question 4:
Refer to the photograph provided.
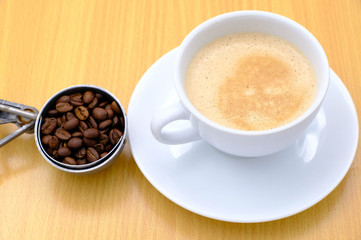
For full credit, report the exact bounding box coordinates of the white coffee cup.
[151,11,329,157]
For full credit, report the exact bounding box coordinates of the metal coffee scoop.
[0,99,39,147]
[0,85,128,174]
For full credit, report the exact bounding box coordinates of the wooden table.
[1,0,360,239]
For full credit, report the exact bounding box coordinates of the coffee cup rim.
[174,10,330,136]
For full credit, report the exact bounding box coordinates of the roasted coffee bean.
[112,115,119,127]
[87,147,99,162]
[99,119,112,129]
[100,134,109,145]
[83,128,99,139]
[56,117,63,127]
[46,148,53,156]
[98,101,108,108]
[111,101,122,115]
[120,116,124,127]
[58,147,71,157]
[56,102,73,113]
[52,150,59,159]
[106,109,114,119]
[79,121,89,132]
[68,137,83,149]
[75,147,86,158]
[48,136,60,149]
[41,118,57,134]
[66,112,76,120]
[87,116,98,128]
[88,97,98,109]
[83,91,94,104]
[105,104,112,110]
[100,152,108,158]
[77,159,87,165]
[63,157,76,165]
[70,93,83,106]
[100,128,110,134]
[55,128,71,141]
[109,129,123,145]
[60,115,67,126]
[74,106,89,120]
[63,117,79,131]
[48,110,58,117]
[94,143,104,154]
[95,93,103,99]
[72,131,83,138]
[56,95,70,103]
[104,144,112,152]
[46,148,52,157]
[92,107,107,121]
[83,138,97,147]
[41,135,52,145]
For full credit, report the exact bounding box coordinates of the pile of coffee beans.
[40,90,125,166]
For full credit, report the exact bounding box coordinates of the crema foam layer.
[185,33,317,131]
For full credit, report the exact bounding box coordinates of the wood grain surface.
[1,0,360,239]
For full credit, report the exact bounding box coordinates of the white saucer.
[128,49,359,223]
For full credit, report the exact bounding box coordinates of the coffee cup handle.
[150,101,201,144]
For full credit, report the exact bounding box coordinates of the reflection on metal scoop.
[0,99,38,148]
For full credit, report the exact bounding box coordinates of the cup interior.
[175,11,329,132]
[34,85,127,174]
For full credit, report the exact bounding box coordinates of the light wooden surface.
[1,0,360,239]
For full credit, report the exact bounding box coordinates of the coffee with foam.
[185,33,317,131]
